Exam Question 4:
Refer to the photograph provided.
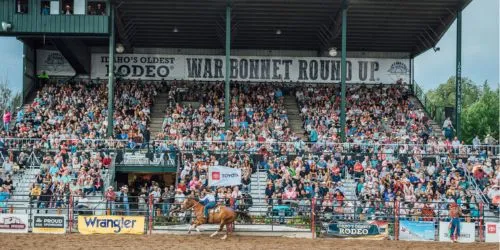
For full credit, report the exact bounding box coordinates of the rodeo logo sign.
[36,50,76,76]
[326,221,381,238]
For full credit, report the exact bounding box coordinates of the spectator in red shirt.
[105,186,116,215]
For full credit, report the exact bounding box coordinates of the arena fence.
[1,194,498,242]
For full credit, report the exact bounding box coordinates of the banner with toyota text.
[208,166,242,187]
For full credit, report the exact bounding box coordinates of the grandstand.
[0,0,498,245]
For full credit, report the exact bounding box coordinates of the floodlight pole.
[340,0,348,142]
[224,0,231,130]
[455,9,462,140]
[107,7,115,138]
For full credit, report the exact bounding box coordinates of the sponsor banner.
[91,53,409,84]
[208,166,241,187]
[399,221,435,241]
[36,50,76,76]
[326,221,382,239]
[0,214,29,233]
[438,221,475,243]
[33,215,66,234]
[485,222,499,243]
[78,216,145,234]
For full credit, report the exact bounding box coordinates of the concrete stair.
[10,168,40,213]
[248,171,268,216]
[409,96,444,139]
[284,95,307,141]
[150,92,171,133]
[342,178,358,202]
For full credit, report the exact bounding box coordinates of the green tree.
[425,76,481,110]
[0,78,12,112]
[425,77,499,143]
[461,82,499,143]
[10,92,22,111]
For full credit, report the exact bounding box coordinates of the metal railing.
[1,195,496,241]
[412,80,446,127]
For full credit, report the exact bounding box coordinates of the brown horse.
[181,197,251,240]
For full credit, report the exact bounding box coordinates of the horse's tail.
[235,211,252,224]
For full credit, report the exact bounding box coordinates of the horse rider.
[200,189,216,220]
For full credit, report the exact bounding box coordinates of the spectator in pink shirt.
[189,176,200,190]
[282,186,298,200]
[3,110,11,132]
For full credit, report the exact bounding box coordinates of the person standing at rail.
[449,201,462,243]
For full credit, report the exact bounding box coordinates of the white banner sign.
[485,222,499,243]
[438,221,475,243]
[208,166,241,187]
[91,53,409,84]
[0,214,29,233]
[37,50,76,76]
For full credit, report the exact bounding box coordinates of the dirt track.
[1,234,498,250]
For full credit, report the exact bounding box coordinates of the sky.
[0,0,498,93]
[414,0,499,91]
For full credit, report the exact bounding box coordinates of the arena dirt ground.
[1,234,498,250]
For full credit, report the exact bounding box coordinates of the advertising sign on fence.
[485,222,499,243]
[33,215,66,234]
[0,214,29,233]
[78,216,145,235]
[326,221,384,239]
[208,166,242,187]
[438,221,475,243]
[399,221,435,241]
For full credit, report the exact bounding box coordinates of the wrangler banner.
[78,216,145,234]
[91,53,409,84]
[208,166,241,187]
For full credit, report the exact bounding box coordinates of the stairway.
[409,96,443,139]
[342,178,358,202]
[248,171,268,216]
[11,167,40,213]
[150,91,171,133]
[284,95,307,141]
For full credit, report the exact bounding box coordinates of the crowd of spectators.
[27,150,111,213]
[0,80,498,220]
[5,79,158,147]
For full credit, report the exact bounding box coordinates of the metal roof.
[115,0,471,55]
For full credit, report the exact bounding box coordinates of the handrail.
[1,137,499,149]
[412,80,446,127]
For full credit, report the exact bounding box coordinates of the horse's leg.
[220,223,228,240]
[220,220,229,240]
[195,221,202,233]
[188,223,193,234]
[211,223,223,238]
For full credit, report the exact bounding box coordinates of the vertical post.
[68,194,73,233]
[479,203,484,242]
[224,0,231,130]
[394,200,399,240]
[455,9,462,139]
[107,7,116,137]
[409,57,414,94]
[311,198,316,239]
[339,0,348,142]
[148,193,153,235]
